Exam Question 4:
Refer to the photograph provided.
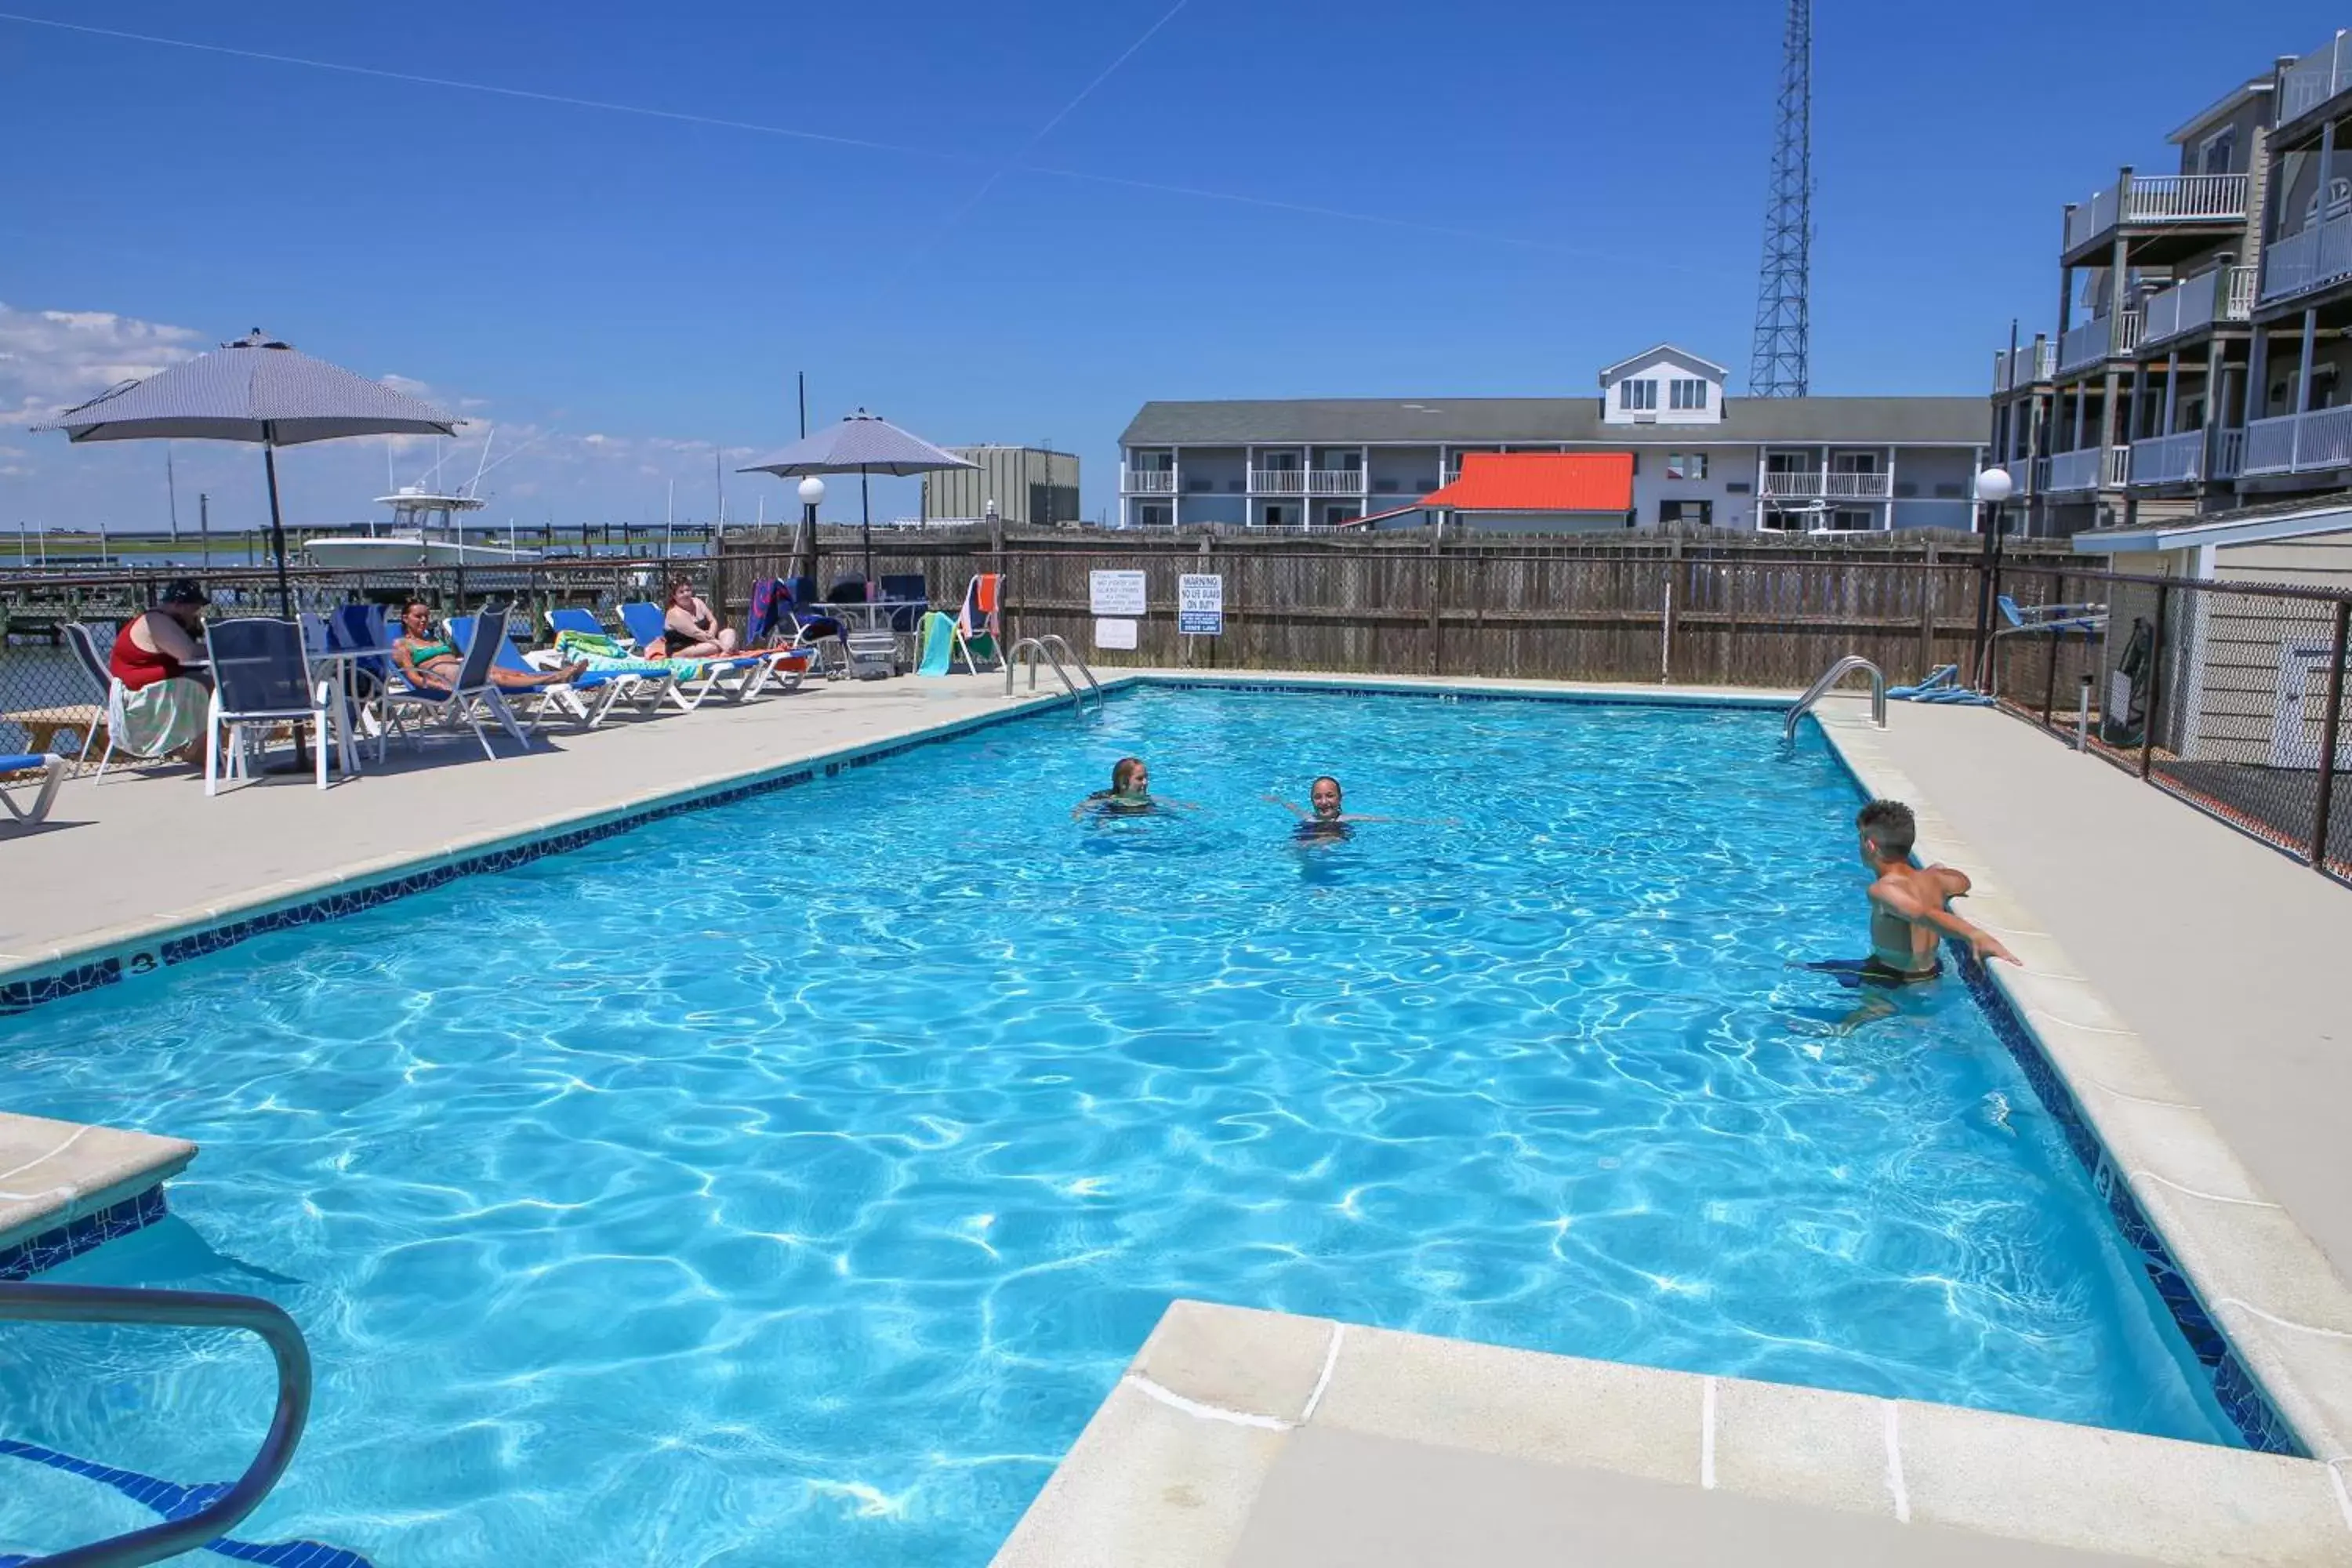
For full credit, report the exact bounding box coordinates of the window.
[2198,128,2236,177]
[1658,499,1712,526]
[1138,503,1173,528]
[1669,378,1709,411]
[1618,379,1657,411]
[1664,452,1709,481]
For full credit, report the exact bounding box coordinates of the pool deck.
[11,670,2352,1563]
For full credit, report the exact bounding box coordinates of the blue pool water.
[0,688,2236,1564]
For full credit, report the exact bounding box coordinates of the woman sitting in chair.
[390,601,586,692]
[105,578,215,760]
[662,578,739,659]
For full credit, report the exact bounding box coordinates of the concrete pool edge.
[989,1300,2352,1567]
[1814,710,2352,1467]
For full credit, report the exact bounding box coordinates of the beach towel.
[916,612,957,677]
[554,629,708,679]
[746,578,784,645]
[114,674,207,757]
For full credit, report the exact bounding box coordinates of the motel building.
[1117,347,1992,534]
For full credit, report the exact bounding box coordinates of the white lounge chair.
[0,753,67,826]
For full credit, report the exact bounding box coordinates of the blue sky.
[0,0,2343,533]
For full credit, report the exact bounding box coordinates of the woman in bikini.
[390,601,589,692]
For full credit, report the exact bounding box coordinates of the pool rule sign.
[1178,572,1225,636]
[1091,569,1146,651]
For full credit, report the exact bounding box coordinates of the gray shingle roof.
[1120,396,1990,448]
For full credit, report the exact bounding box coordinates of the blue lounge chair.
[615,601,775,707]
[448,614,649,729]
[0,753,67,826]
[1984,593,2107,696]
[878,573,930,636]
[384,604,532,760]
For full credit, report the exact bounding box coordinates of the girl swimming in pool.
[1073,756,1196,819]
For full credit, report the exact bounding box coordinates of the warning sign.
[1178,573,1224,636]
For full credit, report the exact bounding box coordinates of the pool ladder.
[0,1280,313,1567]
[1784,655,1887,743]
[1006,634,1103,715]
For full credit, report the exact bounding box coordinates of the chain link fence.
[0,559,713,765]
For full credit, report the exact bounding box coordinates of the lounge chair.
[201,617,333,795]
[0,754,68,826]
[877,574,930,637]
[953,573,1006,673]
[1983,593,2108,695]
[61,622,187,781]
[384,603,533,760]
[448,614,649,729]
[614,601,799,706]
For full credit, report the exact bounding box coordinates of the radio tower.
[1748,0,1812,397]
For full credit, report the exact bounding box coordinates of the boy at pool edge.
[1813,800,2017,1029]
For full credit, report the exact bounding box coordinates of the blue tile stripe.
[0,1186,168,1283]
[0,1439,373,1566]
[1955,948,2302,1455]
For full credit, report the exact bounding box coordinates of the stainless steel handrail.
[0,1282,313,1568]
[1004,635,1102,714]
[1784,655,1886,743]
[1033,634,1102,713]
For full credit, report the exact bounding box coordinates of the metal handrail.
[1004,635,1102,714]
[0,1282,313,1568]
[1784,655,1886,743]
[1034,634,1102,713]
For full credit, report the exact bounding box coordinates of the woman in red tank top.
[110,580,212,692]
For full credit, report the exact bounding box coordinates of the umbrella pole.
[261,434,314,774]
[861,466,873,594]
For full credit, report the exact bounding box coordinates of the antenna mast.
[1748,0,1812,397]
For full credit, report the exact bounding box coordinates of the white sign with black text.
[1089,570,1148,617]
[1094,617,1139,651]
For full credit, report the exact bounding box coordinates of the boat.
[302,489,541,569]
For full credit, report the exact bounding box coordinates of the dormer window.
[1670,378,1709,411]
[1599,343,1729,424]
[1619,379,1657,412]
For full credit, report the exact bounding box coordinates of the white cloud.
[0,303,204,426]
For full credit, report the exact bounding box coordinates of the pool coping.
[0,1111,193,1281]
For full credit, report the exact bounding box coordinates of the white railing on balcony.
[2261,212,2352,303]
[2213,426,2245,480]
[2064,173,2252,252]
[2140,266,2254,346]
[2128,429,2209,486]
[2243,408,2352,476]
[1759,471,1894,499]
[2044,447,2128,492]
[1993,340,2056,391]
[1305,469,1366,495]
[1121,467,1178,494]
[2057,309,2141,375]
[2283,30,2352,120]
[1250,468,1308,494]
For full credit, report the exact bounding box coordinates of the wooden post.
[1918,538,1939,678]
[1426,519,1445,675]
[1661,535,1681,684]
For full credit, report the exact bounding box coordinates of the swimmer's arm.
[1261,793,1308,818]
[1343,814,1460,826]
[1926,865,1973,901]
[1871,880,2016,965]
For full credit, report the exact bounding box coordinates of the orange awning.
[1420,452,1634,512]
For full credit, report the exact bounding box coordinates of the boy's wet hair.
[1856,799,1916,858]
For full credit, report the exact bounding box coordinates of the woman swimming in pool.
[1073,756,1196,819]
[1265,775,1446,842]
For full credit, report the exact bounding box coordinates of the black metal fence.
[0,559,713,761]
[1983,560,2352,881]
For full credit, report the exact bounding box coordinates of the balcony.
[2063,173,2251,253]
[2243,407,2352,476]
[2057,309,2143,376]
[1249,468,1308,494]
[2260,213,2352,305]
[2140,266,2254,347]
[2127,429,2212,487]
[1993,340,2056,391]
[1121,467,1178,494]
[1305,469,1366,496]
[2282,29,2352,122]
[2045,446,2129,493]
[1759,471,1893,500]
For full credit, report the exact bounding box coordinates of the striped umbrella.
[37,331,460,617]
[738,409,976,590]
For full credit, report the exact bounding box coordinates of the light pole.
[798,475,826,587]
[1971,466,2016,686]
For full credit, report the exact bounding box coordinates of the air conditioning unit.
[1634,412,1658,424]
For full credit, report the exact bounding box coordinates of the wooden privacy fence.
[717,528,2077,691]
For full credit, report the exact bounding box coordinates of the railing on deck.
[2261,214,2352,304]
[2059,310,2141,375]
[1120,468,1178,494]
[2243,407,2352,476]
[2141,266,2252,345]
[2065,174,2249,252]
[2282,29,2352,120]
[2129,429,2211,487]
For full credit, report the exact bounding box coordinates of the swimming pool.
[0,685,2238,1564]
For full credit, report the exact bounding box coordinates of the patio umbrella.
[737,408,977,590]
[35,330,460,619]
